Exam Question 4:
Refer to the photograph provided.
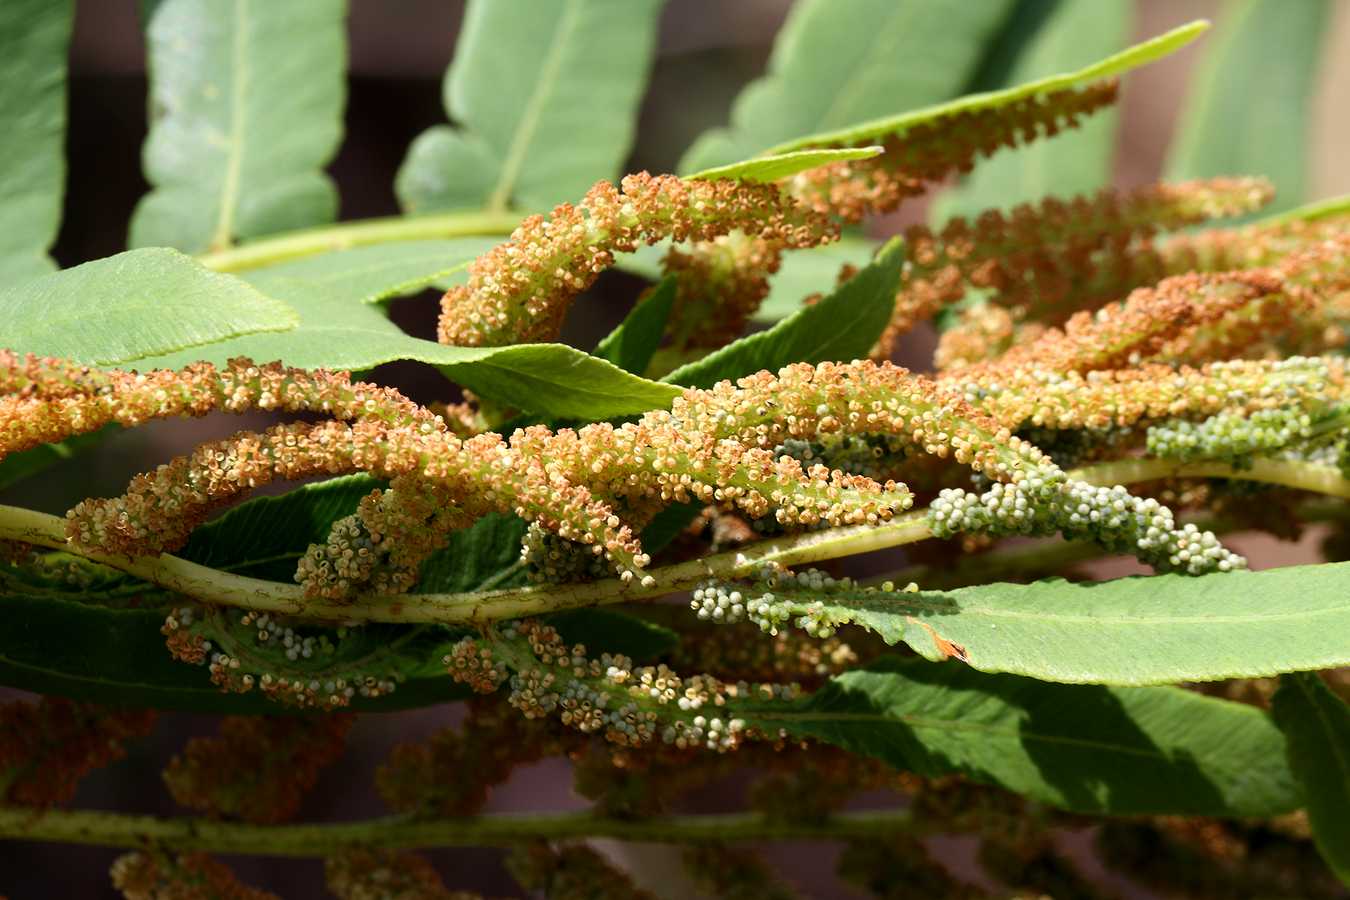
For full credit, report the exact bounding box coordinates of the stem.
[0,457,1344,626]
[196,210,521,273]
[0,806,917,856]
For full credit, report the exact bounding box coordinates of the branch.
[196,210,521,273]
[1,457,1345,626]
[0,806,918,856]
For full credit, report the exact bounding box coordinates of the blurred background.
[3,1,1348,896]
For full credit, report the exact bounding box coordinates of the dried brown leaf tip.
[0,697,155,808]
[110,852,279,900]
[163,714,353,823]
[326,849,485,900]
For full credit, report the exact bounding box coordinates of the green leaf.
[663,237,903,388]
[769,20,1208,153]
[679,0,1018,173]
[932,0,1130,222]
[743,656,1298,817]
[1166,0,1329,218]
[181,474,381,581]
[130,0,347,252]
[0,0,72,284]
[547,608,678,661]
[244,238,501,306]
[1260,194,1350,227]
[397,0,664,214]
[1272,673,1350,885]
[686,147,884,183]
[750,563,1350,685]
[0,248,298,365]
[128,266,680,420]
[594,276,676,374]
[755,236,881,322]
[0,593,467,713]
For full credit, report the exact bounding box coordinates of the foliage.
[0,0,1347,895]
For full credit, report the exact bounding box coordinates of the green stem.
[0,806,917,855]
[0,457,1344,626]
[196,210,521,273]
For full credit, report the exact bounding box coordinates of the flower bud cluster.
[325,849,477,900]
[693,563,903,640]
[0,697,156,808]
[445,620,797,752]
[162,605,406,709]
[1146,406,1345,467]
[928,470,1246,575]
[439,172,837,347]
[790,81,1120,222]
[111,852,278,900]
[520,520,612,584]
[506,843,658,900]
[163,714,353,824]
[661,232,783,352]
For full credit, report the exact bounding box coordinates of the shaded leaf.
[679,0,1017,173]
[547,608,678,661]
[770,21,1207,152]
[932,0,1129,221]
[755,237,880,322]
[1166,0,1330,218]
[0,248,298,365]
[0,0,72,284]
[130,0,347,252]
[0,427,119,493]
[397,0,663,214]
[1272,673,1350,885]
[742,656,1298,816]
[594,276,677,374]
[664,237,903,388]
[686,146,883,183]
[748,563,1350,685]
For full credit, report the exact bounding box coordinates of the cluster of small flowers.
[0,697,156,808]
[928,470,1246,575]
[446,620,796,752]
[520,521,612,584]
[1147,406,1344,466]
[163,606,400,709]
[438,172,837,347]
[162,714,353,824]
[790,81,1121,222]
[877,177,1273,355]
[661,232,784,352]
[111,851,278,900]
[682,844,802,900]
[506,843,658,900]
[325,849,480,900]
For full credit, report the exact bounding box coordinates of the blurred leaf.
[664,237,902,388]
[739,563,1350,684]
[771,21,1207,152]
[755,237,880,322]
[594,276,677,374]
[397,0,664,214]
[743,657,1298,817]
[0,248,298,365]
[1272,673,1350,885]
[0,0,72,284]
[686,146,883,183]
[679,0,1017,173]
[1261,194,1350,226]
[1166,0,1330,217]
[932,0,1130,222]
[130,0,347,252]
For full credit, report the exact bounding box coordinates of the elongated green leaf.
[1273,673,1350,885]
[594,276,676,374]
[0,0,71,284]
[932,0,1129,222]
[129,267,680,420]
[686,147,884,184]
[1166,0,1329,217]
[0,248,298,365]
[1261,194,1350,226]
[743,657,1297,816]
[771,21,1207,153]
[679,0,1017,173]
[750,563,1350,685]
[244,238,501,306]
[664,237,903,388]
[130,0,347,252]
[397,0,663,214]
